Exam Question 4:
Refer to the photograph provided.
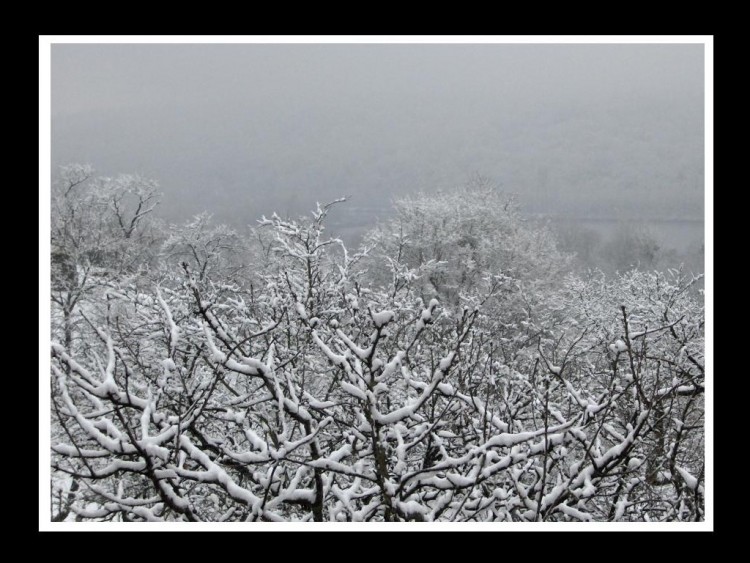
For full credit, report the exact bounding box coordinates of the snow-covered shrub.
[50,185,704,522]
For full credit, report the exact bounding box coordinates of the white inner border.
[39,34,713,531]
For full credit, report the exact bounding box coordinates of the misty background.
[51,43,705,269]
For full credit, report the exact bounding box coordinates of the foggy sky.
[50,42,705,240]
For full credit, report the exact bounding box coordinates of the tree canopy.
[49,167,705,523]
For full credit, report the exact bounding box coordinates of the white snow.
[371,310,395,328]
[438,352,455,372]
[437,382,455,395]
[627,457,642,470]
[340,380,368,401]
[675,465,699,490]
[295,302,308,320]
[557,503,592,521]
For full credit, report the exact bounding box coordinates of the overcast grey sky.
[51,42,705,240]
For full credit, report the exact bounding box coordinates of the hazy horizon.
[51,42,705,245]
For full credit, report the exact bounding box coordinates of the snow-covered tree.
[51,164,161,349]
[361,177,570,307]
[160,212,247,284]
[49,183,704,523]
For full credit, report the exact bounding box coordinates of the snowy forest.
[49,164,705,523]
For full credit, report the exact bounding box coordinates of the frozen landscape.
[47,40,707,524]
